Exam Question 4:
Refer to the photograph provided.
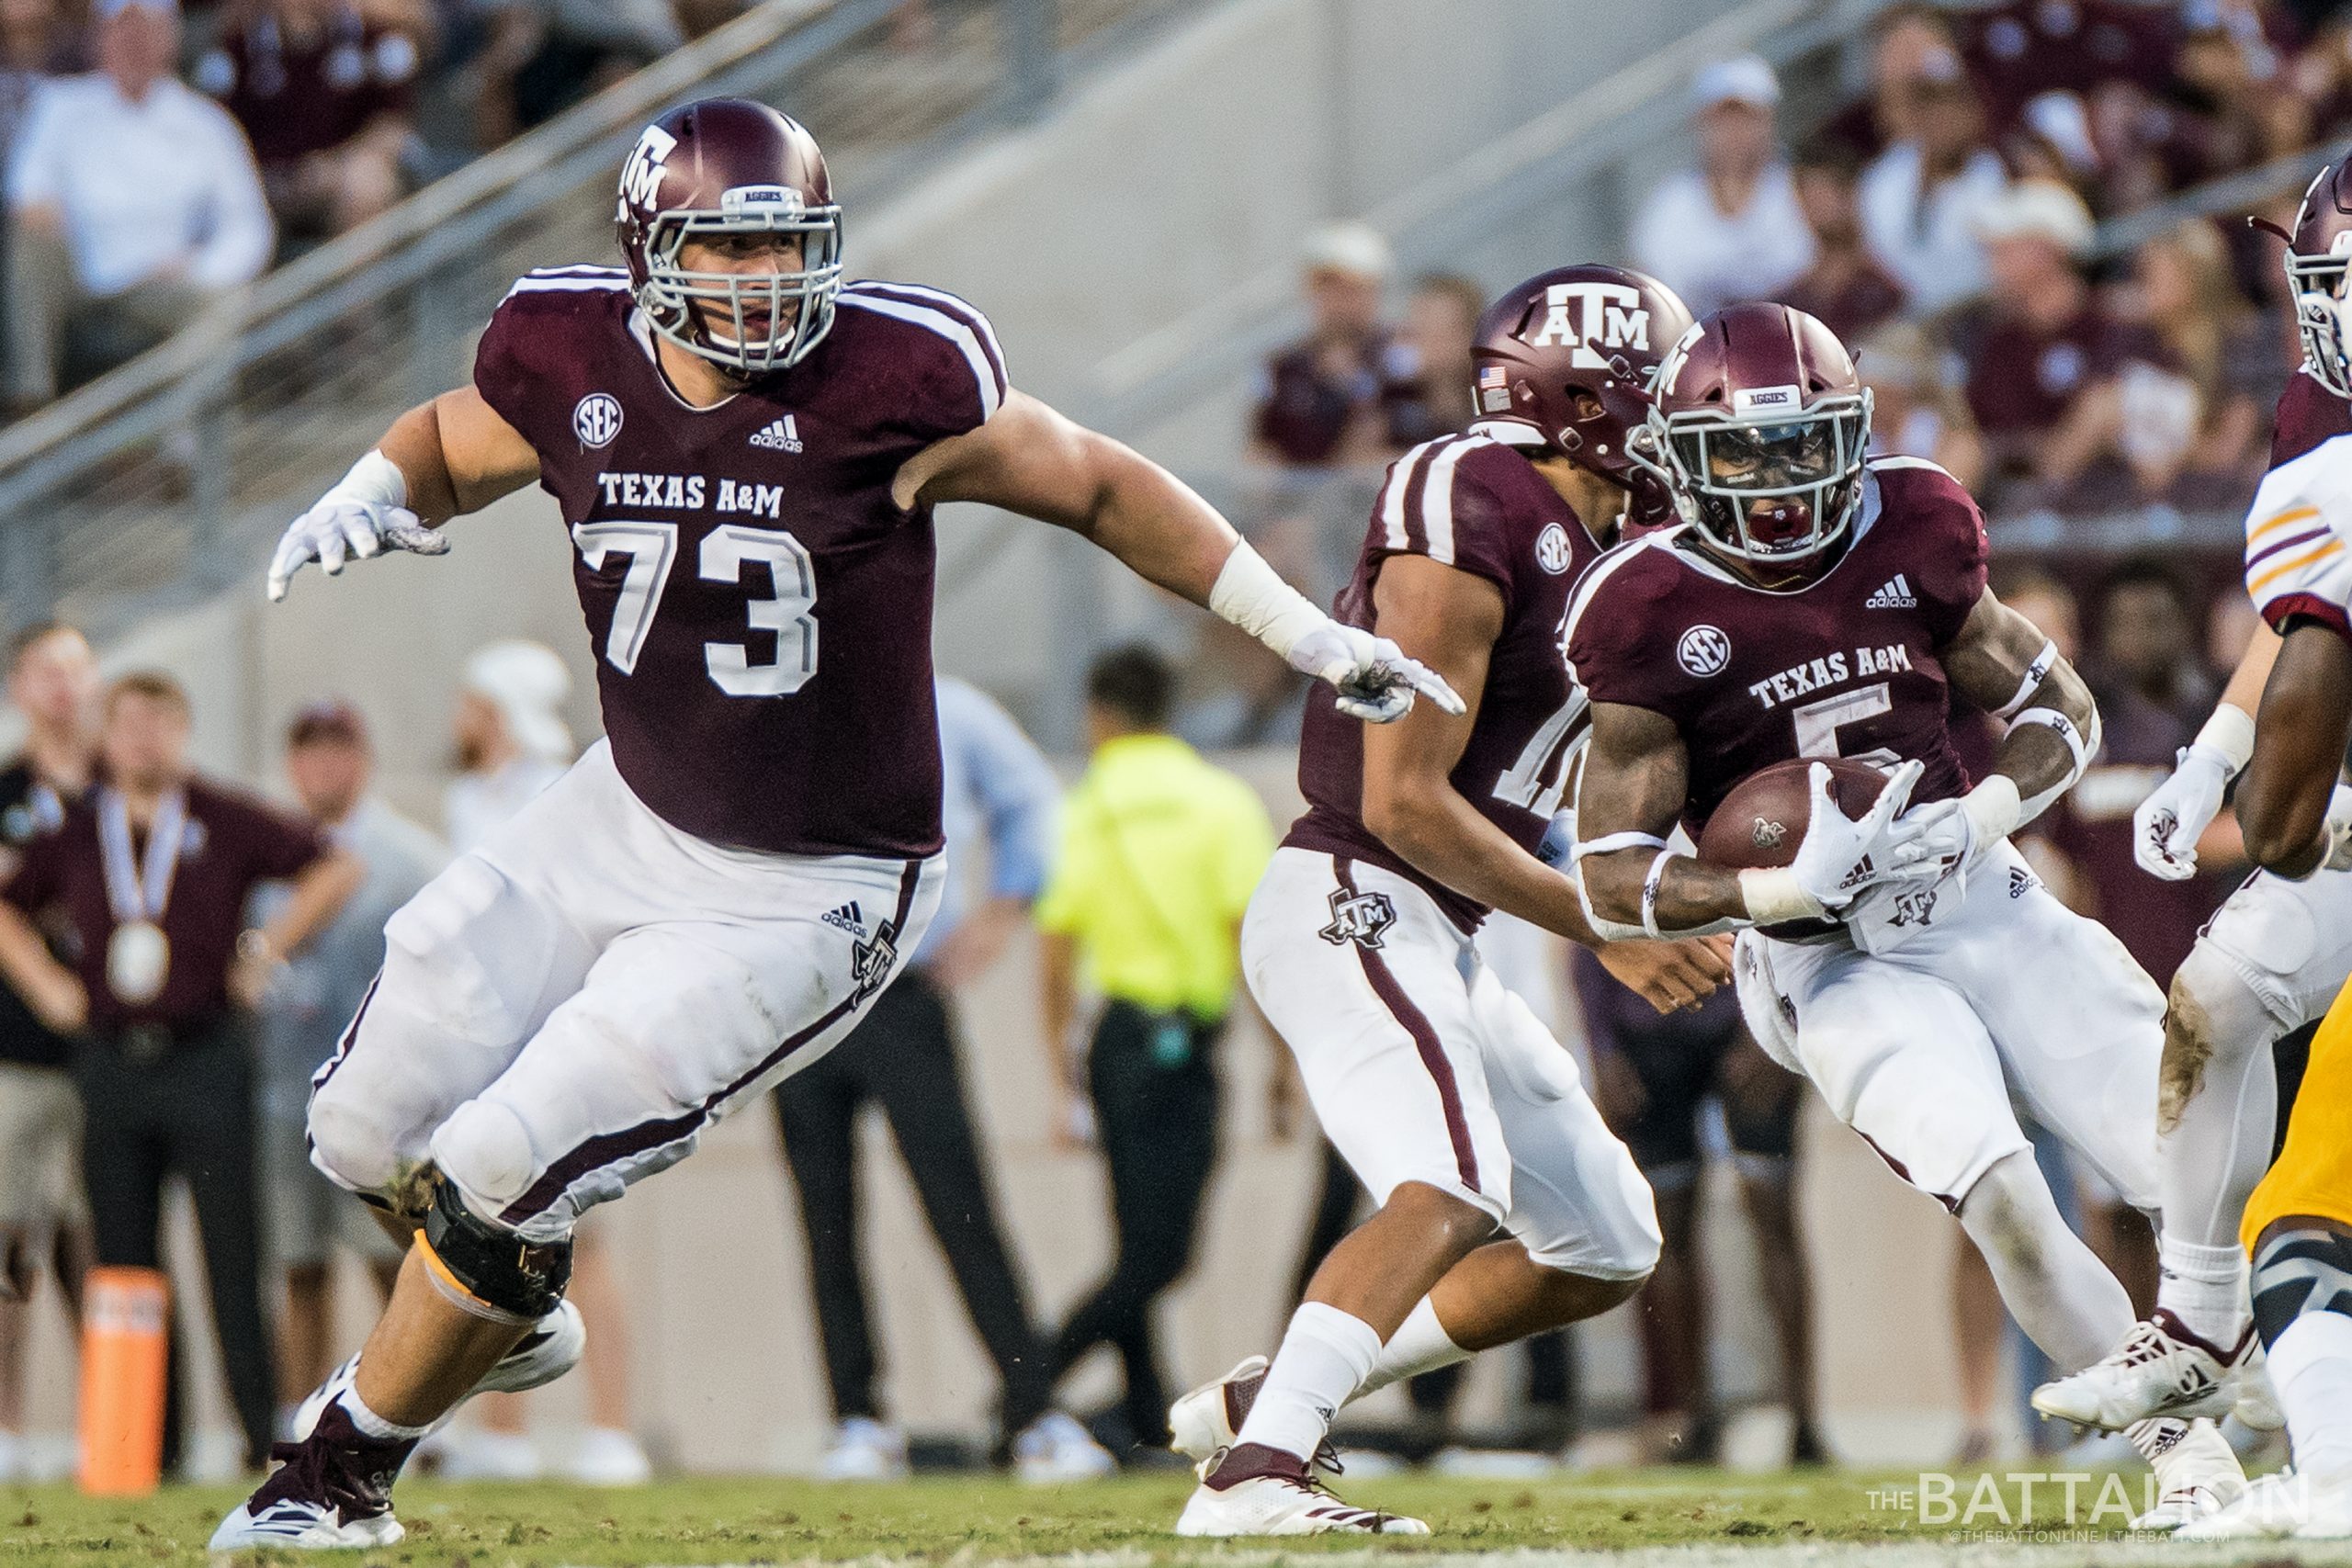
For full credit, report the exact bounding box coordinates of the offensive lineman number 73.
[571,519,818,696]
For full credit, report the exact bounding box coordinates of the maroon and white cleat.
[209,1401,413,1550]
[2031,1310,2278,1431]
[1173,1444,1427,1537]
[1168,1356,1344,1472]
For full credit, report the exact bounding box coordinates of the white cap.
[1973,177,2096,255]
[1302,220,1392,281]
[461,639,574,765]
[1692,54,1779,110]
[2022,91,2099,175]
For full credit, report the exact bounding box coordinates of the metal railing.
[0,0,1197,637]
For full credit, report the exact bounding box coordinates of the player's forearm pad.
[1208,540,1329,664]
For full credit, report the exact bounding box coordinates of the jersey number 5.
[571,520,819,696]
[1792,682,1898,769]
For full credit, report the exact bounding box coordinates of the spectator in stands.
[1955,178,2197,506]
[1630,55,1813,320]
[0,623,93,1485]
[2038,560,2232,992]
[1814,3,1959,164]
[195,0,421,245]
[1952,0,2180,143]
[469,0,684,147]
[775,677,1111,1483]
[1856,45,2010,315]
[2120,220,2274,502]
[1855,321,1985,491]
[1250,220,1403,468]
[4,0,272,411]
[256,701,440,1423]
[443,637,571,854]
[0,671,360,1472]
[1383,271,1485,451]
[1037,645,1273,1453]
[1777,145,1906,344]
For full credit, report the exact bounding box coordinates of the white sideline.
[593,1541,2352,1568]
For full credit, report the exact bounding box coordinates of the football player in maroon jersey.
[214,98,1457,1551]
[1566,302,2247,1529]
[1167,266,1738,1537]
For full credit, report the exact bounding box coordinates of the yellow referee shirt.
[1033,733,1275,1021]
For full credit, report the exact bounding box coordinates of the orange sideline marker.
[77,1266,168,1495]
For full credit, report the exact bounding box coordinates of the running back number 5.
[571,520,818,696]
[1791,682,1899,769]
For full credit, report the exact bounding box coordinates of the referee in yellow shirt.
[1037,645,1274,1454]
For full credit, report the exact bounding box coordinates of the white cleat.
[1167,1355,1341,1473]
[2031,1311,2259,1430]
[818,1416,910,1482]
[209,1497,405,1551]
[1174,1445,1428,1537]
[566,1426,652,1485]
[2233,1336,2287,1431]
[2176,1471,2317,1540]
[1168,1355,1266,1461]
[2132,1416,2248,1532]
[471,1299,587,1397]
[1012,1412,1116,1484]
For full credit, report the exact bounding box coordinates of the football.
[1696,756,1889,872]
[1697,758,1888,942]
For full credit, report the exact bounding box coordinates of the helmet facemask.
[1639,389,1872,566]
[2288,240,2352,400]
[639,185,843,377]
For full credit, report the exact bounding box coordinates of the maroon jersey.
[1287,424,1603,930]
[1563,457,1988,839]
[196,6,418,167]
[473,267,1010,858]
[3,778,324,1036]
[1961,302,2170,438]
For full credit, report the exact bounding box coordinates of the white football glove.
[1884,775,2024,886]
[2132,744,2233,882]
[2324,785,2352,874]
[1286,621,1466,725]
[267,499,447,602]
[1787,759,1925,913]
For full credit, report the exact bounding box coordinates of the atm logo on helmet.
[1527,282,1650,371]
[620,125,679,212]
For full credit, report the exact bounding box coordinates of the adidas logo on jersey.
[1865,574,1918,610]
[750,414,803,453]
[821,901,865,937]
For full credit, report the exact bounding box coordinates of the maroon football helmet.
[2279,156,2352,400]
[616,98,842,377]
[1471,265,1693,528]
[1634,302,1872,567]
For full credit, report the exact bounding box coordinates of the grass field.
[13,1470,2352,1568]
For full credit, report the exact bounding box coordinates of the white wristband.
[1208,540,1326,663]
[2190,704,2256,779]
[1739,865,1826,926]
[324,449,409,510]
[1960,773,2024,846]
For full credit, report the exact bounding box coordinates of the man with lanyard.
[0,671,361,1471]
[0,624,96,1480]
[1035,645,1275,1453]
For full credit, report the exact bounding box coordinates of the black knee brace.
[2252,1222,2352,1349]
[418,1174,572,1324]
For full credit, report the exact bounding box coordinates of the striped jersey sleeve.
[2243,435,2352,642]
[473,265,632,444]
[1366,434,1516,596]
[836,280,1010,441]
